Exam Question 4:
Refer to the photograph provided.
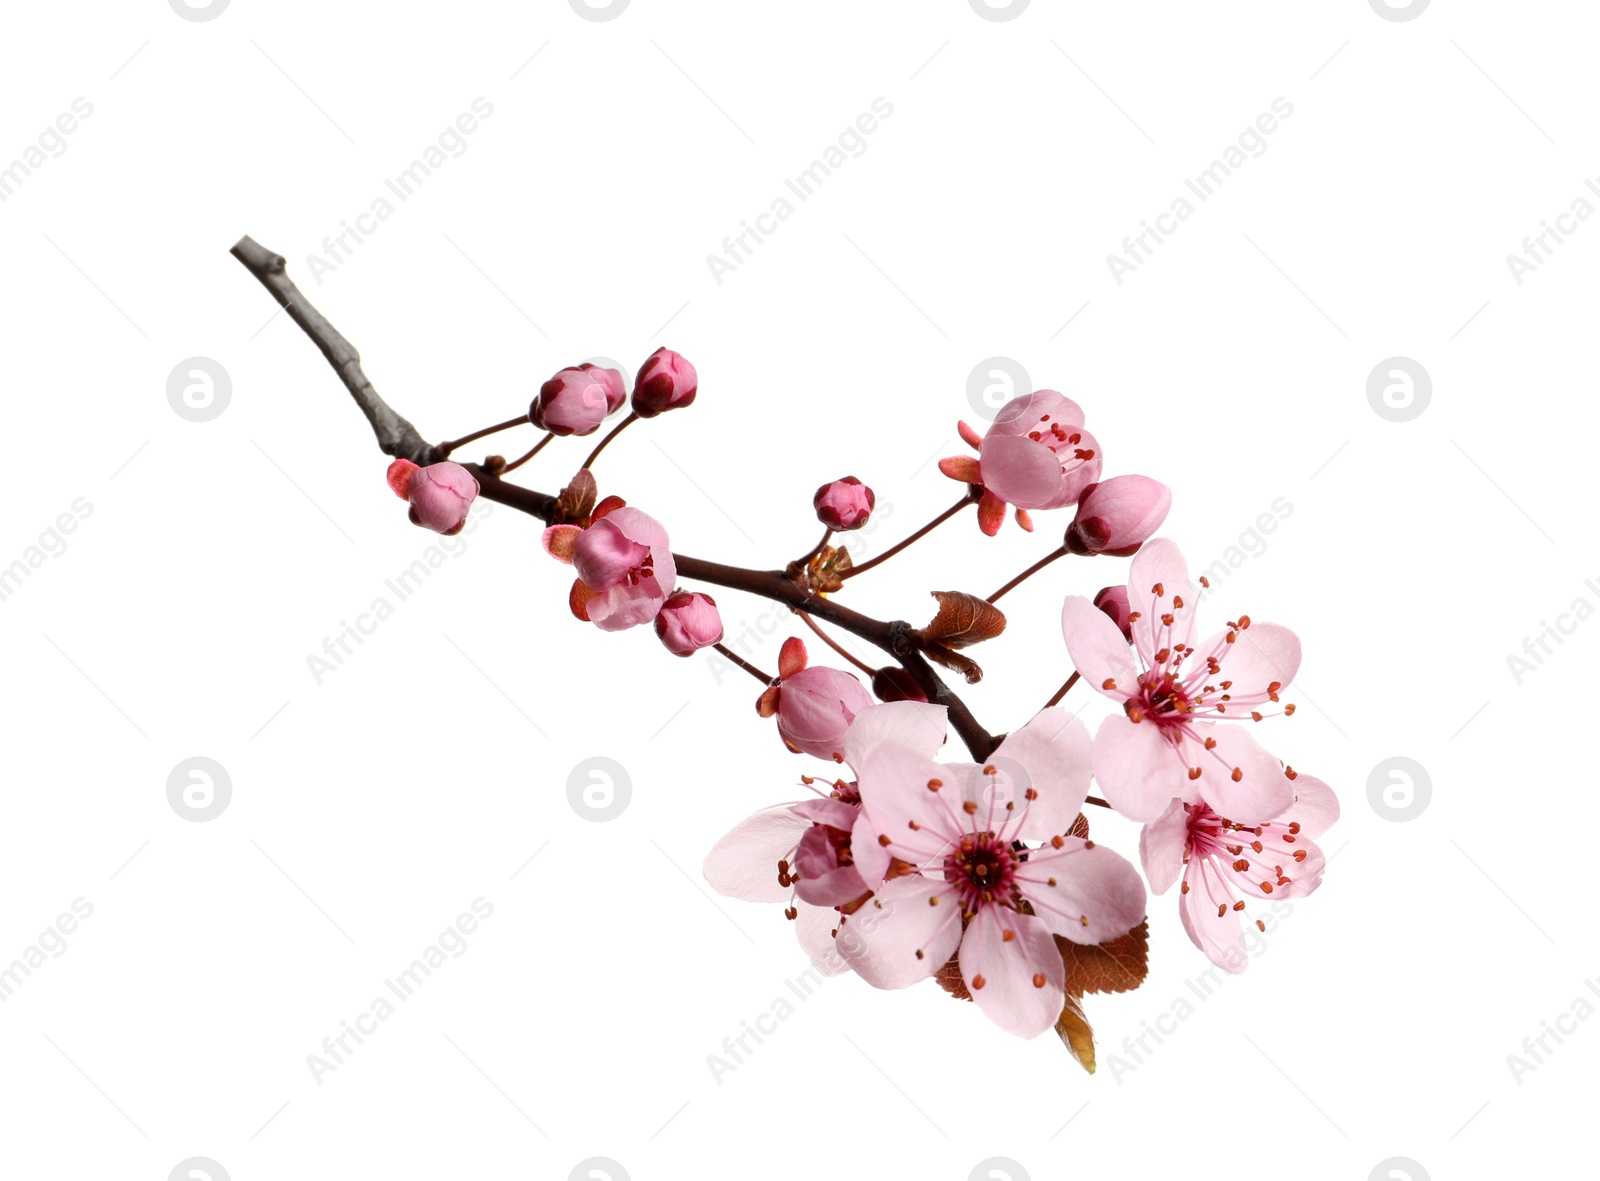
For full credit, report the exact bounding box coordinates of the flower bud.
[1092,586,1134,642]
[632,347,697,418]
[531,367,611,437]
[1063,475,1171,557]
[654,591,724,657]
[578,362,628,415]
[406,461,479,536]
[871,666,928,703]
[813,476,876,531]
[776,666,873,760]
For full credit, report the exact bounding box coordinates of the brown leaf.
[1055,992,1096,1075]
[1056,920,1149,996]
[921,642,984,684]
[933,954,971,1001]
[1069,812,1090,840]
[924,591,1007,649]
[552,469,598,526]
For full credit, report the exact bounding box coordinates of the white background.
[0,2,1589,1178]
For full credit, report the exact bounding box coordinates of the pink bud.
[776,666,873,760]
[1093,586,1134,642]
[407,461,479,536]
[632,348,697,418]
[791,824,869,907]
[578,362,628,415]
[654,591,724,656]
[1063,475,1171,557]
[813,476,876,531]
[531,367,611,437]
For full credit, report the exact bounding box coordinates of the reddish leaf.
[552,468,599,525]
[568,579,596,622]
[778,637,808,679]
[1056,920,1149,996]
[1069,812,1090,840]
[921,642,983,684]
[1055,991,1096,1075]
[806,545,853,593]
[934,954,971,1001]
[923,591,1007,649]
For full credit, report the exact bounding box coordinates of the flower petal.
[1126,538,1199,665]
[1092,715,1188,822]
[837,875,960,990]
[1180,858,1250,973]
[979,433,1063,508]
[794,903,851,977]
[959,908,1064,1039]
[1202,621,1302,707]
[1018,837,1147,945]
[703,805,806,903]
[856,743,966,862]
[1139,799,1189,894]
[989,708,1092,840]
[1284,773,1339,839]
[1062,595,1141,702]
[842,701,949,772]
[1181,723,1294,825]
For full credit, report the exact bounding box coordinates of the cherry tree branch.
[230,235,1001,760]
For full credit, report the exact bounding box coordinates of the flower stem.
[792,528,833,571]
[436,414,529,457]
[580,412,639,471]
[840,492,978,581]
[500,432,556,474]
[1084,795,1111,809]
[795,610,876,676]
[712,643,773,685]
[1043,670,1080,709]
[988,546,1067,603]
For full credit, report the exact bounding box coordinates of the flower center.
[943,831,1017,911]
[1025,414,1094,471]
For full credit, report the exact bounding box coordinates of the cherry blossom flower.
[704,701,951,975]
[1140,771,1337,972]
[813,477,876,531]
[1061,538,1301,825]
[654,591,724,656]
[939,391,1102,536]
[1063,475,1171,557]
[386,459,479,536]
[632,347,697,417]
[837,709,1147,1038]
[756,637,874,760]
[543,503,676,632]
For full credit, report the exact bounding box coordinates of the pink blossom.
[569,505,677,631]
[756,637,874,760]
[1062,539,1301,825]
[837,709,1147,1038]
[531,366,613,436]
[1140,771,1337,972]
[579,362,628,415]
[704,701,951,974]
[813,476,876,531]
[939,391,1102,536]
[632,347,698,418]
[654,591,724,656]
[404,461,478,536]
[1063,475,1171,557]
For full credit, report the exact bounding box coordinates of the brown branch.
[230,235,1001,761]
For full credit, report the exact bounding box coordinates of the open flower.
[756,637,874,760]
[544,503,676,632]
[704,701,951,975]
[1061,538,1301,825]
[837,709,1147,1038]
[939,391,1102,536]
[1140,770,1337,971]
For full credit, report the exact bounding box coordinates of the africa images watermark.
[0,898,95,1003]
[0,498,93,605]
[1505,175,1600,286]
[706,98,895,286]
[1504,575,1600,685]
[305,98,495,284]
[1505,975,1600,1085]
[0,98,94,204]
[1107,98,1295,285]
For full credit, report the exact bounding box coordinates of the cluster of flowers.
[383,359,1338,1046]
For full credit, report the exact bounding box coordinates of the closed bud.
[406,461,479,536]
[1092,586,1134,642]
[531,366,613,437]
[654,591,724,657]
[1064,475,1171,557]
[632,347,698,418]
[813,476,875,531]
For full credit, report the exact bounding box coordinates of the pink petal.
[989,708,1092,840]
[978,433,1063,508]
[1139,799,1189,894]
[572,518,651,590]
[1061,595,1141,702]
[792,826,870,908]
[1180,859,1250,973]
[990,389,1085,434]
[703,806,807,903]
[1181,723,1294,825]
[959,908,1064,1039]
[794,904,851,977]
[1126,538,1198,665]
[841,701,948,772]
[791,797,857,829]
[1017,837,1147,944]
[837,876,960,990]
[1201,621,1302,706]
[1284,773,1339,839]
[855,744,963,862]
[850,807,891,887]
[1092,715,1188,822]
